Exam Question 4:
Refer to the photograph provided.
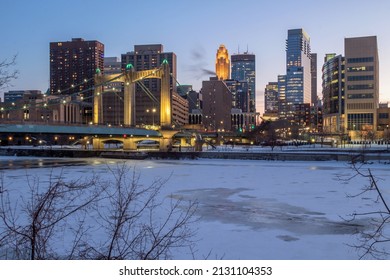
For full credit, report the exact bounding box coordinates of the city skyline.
[2,0,390,114]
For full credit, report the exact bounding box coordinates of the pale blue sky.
[1,0,390,113]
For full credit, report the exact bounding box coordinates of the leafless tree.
[0,163,198,260]
[342,163,390,259]
[82,163,198,260]
[0,170,101,259]
[0,55,18,89]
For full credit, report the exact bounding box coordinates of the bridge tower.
[93,61,171,127]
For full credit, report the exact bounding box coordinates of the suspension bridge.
[0,61,202,151]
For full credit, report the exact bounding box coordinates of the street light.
[146,108,157,127]
[152,108,156,126]
[386,124,389,152]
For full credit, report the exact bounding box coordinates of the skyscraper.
[344,36,379,135]
[50,38,104,123]
[277,74,287,119]
[231,52,256,113]
[50,38,104,100]
[311,53,317,105]
[285,28,311,106]
[215,45,230,80]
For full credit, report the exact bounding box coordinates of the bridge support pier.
[123,138,137,150]
[92,138,105,150]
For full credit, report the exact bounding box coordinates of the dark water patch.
[173,187,369,236]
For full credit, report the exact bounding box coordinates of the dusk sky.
[1,0,390,113]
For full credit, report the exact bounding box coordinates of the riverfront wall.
[1,147,390,162]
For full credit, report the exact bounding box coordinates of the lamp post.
[387,124,389,152]
[146,108,156,127]
[152,108,156,127]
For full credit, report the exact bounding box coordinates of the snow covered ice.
[1,156,390,259]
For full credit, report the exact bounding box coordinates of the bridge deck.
[0,124,162,137]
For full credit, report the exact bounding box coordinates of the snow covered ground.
[1,156,390,259]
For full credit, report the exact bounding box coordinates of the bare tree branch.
[0,55,18,89]
[344,162,390,259]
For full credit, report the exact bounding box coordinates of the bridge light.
[123,134,127,138]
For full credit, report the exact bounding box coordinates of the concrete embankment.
[1,147,390,162]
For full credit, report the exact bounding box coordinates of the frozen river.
[1,156,390,259]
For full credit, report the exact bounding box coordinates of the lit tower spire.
[215,44,230,80]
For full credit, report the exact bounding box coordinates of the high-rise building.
[215,45,230,80]
[50,38,104,123]
[50,38,104,100]
[311,53,317,105]
[264,82,278,114]
[224,79,249,113]
[285,28,312,107]
[121,44,181,126]
[201,77,233,131]
[102,57,123,125]
[322,53,345,133]
[277,74,287,119]
[344,36,379,135]
[231,52,256,113]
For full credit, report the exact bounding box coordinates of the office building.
[284,29,311,122]
[50,38,104,123]
[277,74,287,119]
[322,54,345,133]
[224,79,249,112]
[201,77,233,131]
[231,52,256,112]
[102,57,123,125]
[264,82,278,114]
[311,53,318,105]
[344,36,379,136]
[215,45,230,80]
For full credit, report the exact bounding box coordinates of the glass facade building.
[277,75,287,119]
[322,54,345,133]
[264,82,278,114]
[285,29,311,106]
[231,53,256,113]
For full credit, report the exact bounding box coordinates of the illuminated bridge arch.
[93,60,171,127]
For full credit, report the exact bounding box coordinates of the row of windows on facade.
[347,113,374,130]
[346,102,374,110]
[347,57,374,63]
